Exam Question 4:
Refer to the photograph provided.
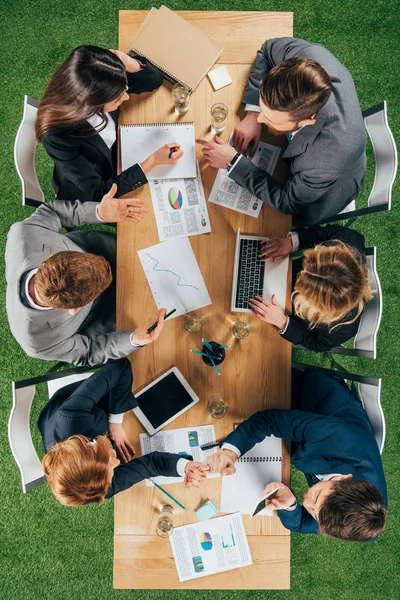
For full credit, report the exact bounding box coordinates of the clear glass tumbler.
[232,321,250,339]
[184,314,202,333]
[207,395,227,419]
[210,102,228,134]
[172,84,190,115]
[156,504,174,538]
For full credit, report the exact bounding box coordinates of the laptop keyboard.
[235,238,265,309]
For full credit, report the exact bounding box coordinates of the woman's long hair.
[292,241,372,331]
[35,45,127,141]
[42,435,113,506]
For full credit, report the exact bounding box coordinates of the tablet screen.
[136,372,195,429]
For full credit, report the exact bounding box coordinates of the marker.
[200,441,221,451]
[149,479,185,510]
[147,308,176,334]
[168,146,179,159]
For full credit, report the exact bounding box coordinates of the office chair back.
[9,369,94,494]
[293,363,385,453]
[319,101,398,223]
[14,95,44,208]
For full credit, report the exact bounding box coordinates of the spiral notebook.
[120,122,196,179]
[130,5,223,92]
[220,434,282,516]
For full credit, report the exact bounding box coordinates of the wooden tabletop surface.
[115,9,293,590]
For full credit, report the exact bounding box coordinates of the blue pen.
[218,345,230,349]
[150,478,186,510]
[201,338,214,352]
[191,349,221,360]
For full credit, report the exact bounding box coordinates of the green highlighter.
[251,487,280,517]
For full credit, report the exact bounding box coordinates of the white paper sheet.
[137,238,212,318]
[220,435,282,516]
[170,513,252,582]
[120,122,196,179]
[208,140,281,218]
[140,425,219,486]
[149,161,211,241]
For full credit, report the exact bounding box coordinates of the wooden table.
[115,10,293,590]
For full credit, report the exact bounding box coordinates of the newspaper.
[149,161,211,241]
[208,141,281,218]
[170,513,252,582]
[140,425,219,486]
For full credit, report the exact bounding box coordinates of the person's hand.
[184,462,210,488]
[232,112,262,157]
[196,136,237,169]
[131,309,167,346]
[249,295,288,330]
[97,183,148,223]
[202,449,237,475]
[109,49,142,73]
[141,143,184,173]
[108,423,135,463]
[262,482,297,511]
[259,236,293,262]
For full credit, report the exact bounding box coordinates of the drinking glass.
[232,321,250,339]
[210,102,228,134]
[156,504,174,538]
[185,314,202,333]
[172,84,190,115]
[207,395,227,419]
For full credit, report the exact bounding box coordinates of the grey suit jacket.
[5,200,138,366]
[230,37,367,226]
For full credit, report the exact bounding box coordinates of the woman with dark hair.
[248,224,372,352]
[38,359,208,506]
[36,46,183,203]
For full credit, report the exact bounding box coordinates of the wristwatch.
[226,152,241,173]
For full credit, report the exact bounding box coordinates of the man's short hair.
[318,478,387,542]
[260,57,333,122]
[35,251,112,309]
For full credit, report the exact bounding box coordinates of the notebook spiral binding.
[121,122,194,128]
[238,456,282,463]
[130,48,192,93]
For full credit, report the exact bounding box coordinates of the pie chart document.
[138,237,212,318]
[120,122,196,179]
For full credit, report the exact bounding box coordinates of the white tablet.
[132,367,199,435]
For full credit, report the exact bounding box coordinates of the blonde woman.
[249,224,372,352]
[38,359,207,505]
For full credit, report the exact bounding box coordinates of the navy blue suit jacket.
[37,359,186,499]
[223,370,387,535]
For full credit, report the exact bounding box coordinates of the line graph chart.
[138,238,211,318]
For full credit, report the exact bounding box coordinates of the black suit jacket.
[36,359,186,499]
[281,224,367,352]
[41,61,163,203]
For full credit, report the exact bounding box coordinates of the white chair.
[293,247,382,359]
[14,95,45,208]
[293,362,385,453]
[8,367,94,493]
[319,101,398,224]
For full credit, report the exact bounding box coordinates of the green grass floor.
[0,1,399,598]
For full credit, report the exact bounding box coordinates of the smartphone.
[251,487,280,517]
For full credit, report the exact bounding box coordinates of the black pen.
[200,441,221,451]
[147,308,176,334]
[168,146,178,159]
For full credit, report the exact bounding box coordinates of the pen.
[190,349,221,360]
[150,478,186,510]
[147,308,176,334]
[201,338,214,352]
[200,441,221,451]
[168,146,178,159]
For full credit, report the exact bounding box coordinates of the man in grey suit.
[5,184,166,366]
[196,38,366,227]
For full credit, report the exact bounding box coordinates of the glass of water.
[156,504,174,538]
[184,314,202,333]
[210,102,228,134]
[207,395,227,419]
[232,321,250,340]
[172,84,190,115]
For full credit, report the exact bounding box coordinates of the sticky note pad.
[196,499,218,521]
[207,66,232,91]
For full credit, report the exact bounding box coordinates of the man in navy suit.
[204,369,387,542]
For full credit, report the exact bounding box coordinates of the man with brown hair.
[196,38,367,226]
[204,368,387,542]
[5,184,166,366]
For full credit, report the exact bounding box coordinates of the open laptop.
[231,229,289,313]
